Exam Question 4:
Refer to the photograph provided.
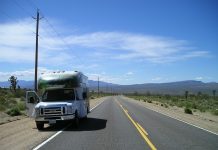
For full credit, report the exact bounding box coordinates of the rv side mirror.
[28,97,35,103]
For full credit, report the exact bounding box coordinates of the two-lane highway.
[37,96,218,150]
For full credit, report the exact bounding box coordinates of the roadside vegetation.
[0,76,26,116]
[0,88,26,116]
[126,91,218,116]
[89,91,115,99]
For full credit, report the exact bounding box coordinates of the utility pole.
[98,77,99,97]
[33,9,42,92]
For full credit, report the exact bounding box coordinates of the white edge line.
[32,124,70,150]
[140,103,218,136]
[32,99,105,150]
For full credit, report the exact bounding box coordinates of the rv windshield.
[42,89,75,102]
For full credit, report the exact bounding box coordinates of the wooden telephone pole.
[34,9,42,92]
[98,77,99,97]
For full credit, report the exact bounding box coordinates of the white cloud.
[87,73,120,83]
[195,77,203,80]
[0,18,71,66]
[64,32,209,63]
[126,72,134,75]
[87,71,135,84]
[152,77,162,81]
[0,67,56,81]
[0,18,209,66]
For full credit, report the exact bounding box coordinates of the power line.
[0,9,36,35]
[13,0,86,69]
[23,0,86,66]
[40,14,85,66]
[25,0,38,10]
[26,0,85,65]
[12,0,33,17]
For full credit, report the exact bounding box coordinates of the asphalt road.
[38,96,218,150]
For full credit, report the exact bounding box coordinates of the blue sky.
[0,0,217,84]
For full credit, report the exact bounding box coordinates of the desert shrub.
[198,106,206,112]
[177,102,184,108]
[0,96,8,111]
[7,106,22,116]
[212,109,218,116]
[185,102,192,108]
[169,103,174,107]
[13,89,25,98]
[164,104,168,108]
[17,101,25,111]
[184,108,193,114]
[7,99,17,108]
[171,97,178,102]
[0,105,6,111]
[160,104,164,106]
[20,97,25,101]
[147,100,152,103]
[0,96,6,104]
[164,94,171,99]
[191,103,197,109]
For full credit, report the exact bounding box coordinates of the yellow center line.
[136,122,149,136]
[116,100,157,150]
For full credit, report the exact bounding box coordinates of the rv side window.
[83,92,87,99]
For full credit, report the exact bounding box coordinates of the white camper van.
[26,71,90,130]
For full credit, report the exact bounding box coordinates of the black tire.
[84,107,89,119]
[87,106,90,113]
[87,106,90,114]
[36,121,44,130]
[74,111,79,128]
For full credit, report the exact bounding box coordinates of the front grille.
[42,107,62,116]
[44,117,61,120]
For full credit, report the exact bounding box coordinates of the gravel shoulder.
[0,97,106,150]
[124,96,218,134]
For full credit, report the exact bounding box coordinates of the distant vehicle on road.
[26,71,90,130]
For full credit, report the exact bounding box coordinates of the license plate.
[49,120,56,124]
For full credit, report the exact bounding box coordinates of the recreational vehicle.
[26,71,89,130]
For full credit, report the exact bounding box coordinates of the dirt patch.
[0,112,27,125]
[124,96,218,134]
[0,97,106,150]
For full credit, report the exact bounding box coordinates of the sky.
[0,0,217,84]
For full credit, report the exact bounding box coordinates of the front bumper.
[35,114,75,122]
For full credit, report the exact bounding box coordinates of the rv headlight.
[35,108,40,116]
[67,106,73,114]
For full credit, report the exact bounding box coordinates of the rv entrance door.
[26,91,40,117]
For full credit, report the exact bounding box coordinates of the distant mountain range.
[1,80,217,95]
[0,80,117,89]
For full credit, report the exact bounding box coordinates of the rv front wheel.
[74,111,79,128]
[36,121,44,130]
